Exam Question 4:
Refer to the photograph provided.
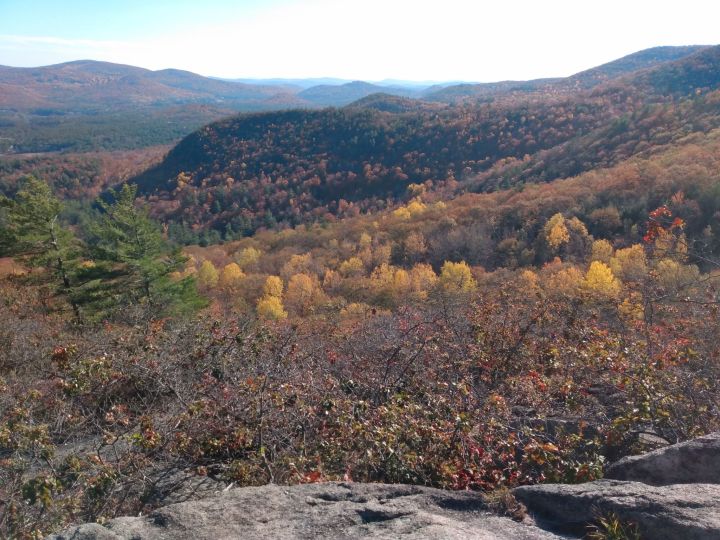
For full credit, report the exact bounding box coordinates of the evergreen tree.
[87,184,205,317]
[2,177,84,317]
[0,193,14,256]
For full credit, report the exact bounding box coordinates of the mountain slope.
[563,45,709,89]
[0,60,313,152]
[131,93,622,234]
[621,44,720,96]
[423,45,710,103]
[422,78,560,102]
[130,45,720,237]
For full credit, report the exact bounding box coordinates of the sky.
[0,0,718,82]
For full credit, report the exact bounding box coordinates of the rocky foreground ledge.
[49,482,559,540]
[49,433,720,540]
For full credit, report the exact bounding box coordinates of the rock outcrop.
[513,431,720,539]
[514,480,720,540]
[604,431,720,485]
[49,482,561,540]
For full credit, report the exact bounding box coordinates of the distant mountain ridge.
[1,45,709,114]
[0,45,714,153]
[298,81,419,107]
[422,45,711,102]
[0,60,305,112]
[564,45,709,89]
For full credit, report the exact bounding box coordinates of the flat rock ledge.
[48,482,562,540]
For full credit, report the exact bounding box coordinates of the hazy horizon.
[2,0,718,82]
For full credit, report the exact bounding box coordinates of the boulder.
[49,482,562,540]
[513,479,720,540]
[605,431,720,485]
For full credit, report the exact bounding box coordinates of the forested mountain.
[1,46,709,153]
[346,93,443,113]
[5,42,720,539]
[563,45,709,89]
[0,61,306,152]
[0,60,304,112]
[0,62,434,152]
[422,45,708,102]
[297,81,418,106]
[130,45,720,238]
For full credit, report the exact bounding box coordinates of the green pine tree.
[0,193,14,256]
[2,177,84,318]
[87,184,205,317]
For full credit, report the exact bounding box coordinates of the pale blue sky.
[1,0,718,81]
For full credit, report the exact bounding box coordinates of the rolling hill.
[0,60,306,112]
[2,46,711,153]
[0,61,307,152]
[128,45,720,238]
[422,45,709,102]
[297,81,418,107]
[0,62,429,152]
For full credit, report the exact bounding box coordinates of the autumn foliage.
[3,46,720,539]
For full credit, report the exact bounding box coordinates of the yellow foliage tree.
[257,275,287,320]
[519,269,540,291]
[393,199,427,220]
[197,260,219,289]
[544,266,583,297]
[286,273,324,316]
[409,263,437,300]
[567,217,589,238]
[544,213,570,252]
[406,199,427,216]
[218,262,245,290]
[406,182,426,197]
[583,261,621,298]
[339,256,365,277]
[281,253,313,280]
[263,275,284,298]
[370,263,394,288]
[439,261,477,293]
[256,296,288,320]
[392,268,411,295]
